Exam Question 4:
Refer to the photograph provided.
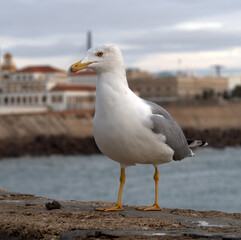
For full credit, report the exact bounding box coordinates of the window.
[51,96,56,103]
[58,96,63,102]
[22,84,27,91]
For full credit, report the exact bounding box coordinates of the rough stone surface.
[0,189,240,240]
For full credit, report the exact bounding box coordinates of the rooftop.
[17,65,66,73]
[68,70,97,77]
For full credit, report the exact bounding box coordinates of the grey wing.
[145,100,191,161]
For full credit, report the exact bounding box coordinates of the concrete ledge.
[0,189,240,239]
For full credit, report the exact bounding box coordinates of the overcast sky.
[1,0,241,73]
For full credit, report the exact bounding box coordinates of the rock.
[45,200,62,210]
[0,129,240,160]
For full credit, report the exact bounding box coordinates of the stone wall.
[0,103,240,140]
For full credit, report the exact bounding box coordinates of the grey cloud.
[122,29,241,54]
[1,0,241,38]
[2,0,241,68]
[8,41,86,58]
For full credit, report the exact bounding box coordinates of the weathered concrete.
[0,111,94,140]
[0,189,240,239]
[0,103,241,141]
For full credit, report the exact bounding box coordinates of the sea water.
[0,147,240,213]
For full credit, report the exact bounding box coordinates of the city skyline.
[1,0,241,74]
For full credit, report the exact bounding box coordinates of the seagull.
[69,45,207,211]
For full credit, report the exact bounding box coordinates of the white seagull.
[69,45,207,211]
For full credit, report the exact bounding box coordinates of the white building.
[0,53,98,114]
[49,85,96,111]
[68,71,97,86]
[0,65,67,114]
[228,75,241,93]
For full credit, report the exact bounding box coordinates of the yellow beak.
[68,60,92,73]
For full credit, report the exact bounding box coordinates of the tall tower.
[212,64,224,77]
[87,31,92,50]
[0,52,16,86]
[1,53,16,78]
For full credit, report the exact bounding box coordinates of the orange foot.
[136,203,163,211]
[95,204,124,211]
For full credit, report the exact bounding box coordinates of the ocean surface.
[0,147,240,213]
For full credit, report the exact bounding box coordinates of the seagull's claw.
[136,203,163,211]
[95,204,124,211]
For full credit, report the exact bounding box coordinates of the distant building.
[128,74,228,102]
[0,65,67,111]
[177,76,228,99]
[0,53,98,114]
[49,84,96,111]
[68,71,97,86]
[126,68,154,80]
[128,77,178,102]
[228,75,241,93]
[0,53,16,87]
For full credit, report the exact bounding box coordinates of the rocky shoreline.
[0,128,240,160]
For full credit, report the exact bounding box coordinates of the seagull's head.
[69,45,125,74]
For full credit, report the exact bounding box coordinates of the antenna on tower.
[0,46,2,85]
[211,64,224,77]
[176,58,182,77]
[87,31,92,50]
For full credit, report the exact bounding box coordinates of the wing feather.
[145,100,191,160]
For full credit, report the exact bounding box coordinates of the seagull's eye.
[96,52,103,57]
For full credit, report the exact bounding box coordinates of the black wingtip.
[187,139,208,148]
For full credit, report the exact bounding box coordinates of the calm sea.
[0,147,240,213]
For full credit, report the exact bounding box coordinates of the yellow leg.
[137,166,163,211]
[95,168,126,211]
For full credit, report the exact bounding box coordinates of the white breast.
[93,76,174,167]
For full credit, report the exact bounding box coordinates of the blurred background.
[0,0,240,213]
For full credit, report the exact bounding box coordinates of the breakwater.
[0,103,240,159]
[0,129,240,159]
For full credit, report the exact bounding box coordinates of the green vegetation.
[232,86,241,98]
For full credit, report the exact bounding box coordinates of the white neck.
[95,70,131,117]
[97,70,129,92]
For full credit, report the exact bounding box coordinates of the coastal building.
[128,73,228,102]
[176,76,228,99]
[49,84,96,111]
[0,53,16,88]
[0,65,67,113]
[126,68,154,80]
[128,77,178,102]
[68,71,97,86]
[228,75,241,93]
[0,53,97,114]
